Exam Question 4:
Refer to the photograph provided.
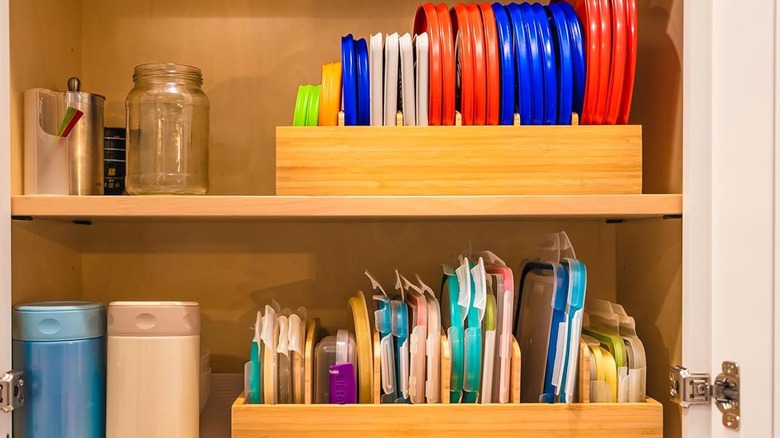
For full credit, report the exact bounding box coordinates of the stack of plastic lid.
[563,0,637,124]
[291,1,636,126]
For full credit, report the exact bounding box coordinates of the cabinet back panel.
[633,0,683,193]
[11,221,83,305]
[617,219,682,438]
[78,220,616,372]
[9,0,81,195]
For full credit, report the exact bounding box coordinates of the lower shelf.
[231,395,663,438]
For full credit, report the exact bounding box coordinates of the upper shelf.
[10,195,682,221]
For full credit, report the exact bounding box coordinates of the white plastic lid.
[108,301,200,337]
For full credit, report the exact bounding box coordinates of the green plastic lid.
[13,301,106,341]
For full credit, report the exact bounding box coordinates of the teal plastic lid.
[13,301,106,341]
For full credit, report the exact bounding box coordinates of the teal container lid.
[13,301,106,341]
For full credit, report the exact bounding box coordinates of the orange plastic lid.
[319,62,342,126]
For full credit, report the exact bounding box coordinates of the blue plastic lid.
[13,301,106,341]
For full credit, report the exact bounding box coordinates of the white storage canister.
[106,301,200,438]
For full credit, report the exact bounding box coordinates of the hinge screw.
[696,383,708,395]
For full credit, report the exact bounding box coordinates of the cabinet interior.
[12,218,682,435]
[9,0,682,196]
[8,0,684,437]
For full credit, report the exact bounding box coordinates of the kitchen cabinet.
[0,1,775,437]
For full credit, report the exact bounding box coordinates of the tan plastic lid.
[108,301,200,337]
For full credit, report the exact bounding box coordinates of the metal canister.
[66,77,105,195]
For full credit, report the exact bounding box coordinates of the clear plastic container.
[315,331,356,404]
[125,63,209,195]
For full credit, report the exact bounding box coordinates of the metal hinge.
[670,362,740,430]
[0,371,24,413]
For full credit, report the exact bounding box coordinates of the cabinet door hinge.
[670,362,740,430]
[0,371,24,413]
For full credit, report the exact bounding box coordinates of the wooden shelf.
[10,195,681,221]
[231,395,663,438]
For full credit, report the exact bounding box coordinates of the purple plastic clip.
[329,362,357,404]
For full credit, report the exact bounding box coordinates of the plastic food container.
[315,330,356,404]
[12,301,106,438]
[106,301,200,438]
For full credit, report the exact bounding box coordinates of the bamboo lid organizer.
[232,396,661,438]
[276,112,642,196]
[233,329,661,437]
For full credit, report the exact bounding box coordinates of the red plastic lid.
[480,3,501,125]
[468,3,487,125]
[569,0,600,125]
[451,4,475,125]
[618,0,638,124]
[414,4,443,125]
[604,0,627,124]
[593,0,612,124]
[437,3,457,125]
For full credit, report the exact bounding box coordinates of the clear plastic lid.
[336,329,353,364]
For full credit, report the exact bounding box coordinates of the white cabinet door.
[776,0,780,433]
[684,0,776,436]
[0,0,11,435]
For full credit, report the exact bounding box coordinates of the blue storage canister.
[12,301,106,438]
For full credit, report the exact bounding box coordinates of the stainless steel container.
[66,77,105,195]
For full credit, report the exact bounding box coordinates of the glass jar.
[126,63,209,195]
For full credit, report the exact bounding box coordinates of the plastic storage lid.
[108,301,200,337]
[13,301,106,342]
